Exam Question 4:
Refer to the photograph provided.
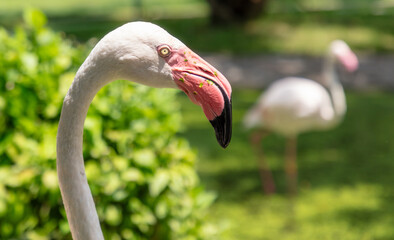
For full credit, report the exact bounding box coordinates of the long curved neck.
[322,52,346,124]
[57,52,115,240]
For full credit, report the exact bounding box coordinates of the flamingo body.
[244,40,358,195]
[249,77,337,136]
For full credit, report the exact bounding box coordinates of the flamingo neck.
[57,52,116,240]
[322,52,346,124]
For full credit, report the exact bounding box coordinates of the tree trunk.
[206,0,269,25]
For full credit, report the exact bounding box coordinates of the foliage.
[0,9,218,240]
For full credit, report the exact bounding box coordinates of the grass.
[177,89,394,240]
[0,0,206,17]
[0,1,393,55]
[156,11,394,55]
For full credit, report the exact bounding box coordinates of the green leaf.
[105,205,122,226]
[103,173,122,195]
[155,199,168,219]
[133,149,156,168]
[149,169,170,197]
[42,170,58,190]
[121,168,144,182]
[21,52,38,74]
[23,9,47,30]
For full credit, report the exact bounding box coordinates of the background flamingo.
[57,22,232,239]
[244,40,358,196]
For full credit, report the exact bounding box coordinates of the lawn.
[177,89,394,240]
[1,0,393,54]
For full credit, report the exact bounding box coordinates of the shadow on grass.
[335,191,394,239]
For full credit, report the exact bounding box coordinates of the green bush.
[0,9,218,240]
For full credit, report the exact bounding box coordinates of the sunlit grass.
[210,184,389,240]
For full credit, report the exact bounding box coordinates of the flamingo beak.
[177,71,232,149]
[163,46,232,148]
[339,49,359,72]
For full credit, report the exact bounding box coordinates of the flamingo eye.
[158,45,171,58]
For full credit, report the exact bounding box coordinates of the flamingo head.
[96,22,232,148]
[157,44,232,148]
[330,40,359,72]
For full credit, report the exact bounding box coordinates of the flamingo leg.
[285,136,298,196]
[250,130,276,195]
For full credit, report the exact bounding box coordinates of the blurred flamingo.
[244,40,358,196]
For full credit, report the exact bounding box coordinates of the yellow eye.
[158,45,171,58]
[161,48,169,55]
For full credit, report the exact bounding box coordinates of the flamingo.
[244,40,358,196]
[56,22,232,240]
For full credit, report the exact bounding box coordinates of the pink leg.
[285,136,298,196]
[250,130,276,195]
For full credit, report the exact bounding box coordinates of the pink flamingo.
[57,22,232,239]
[244,40,358,195]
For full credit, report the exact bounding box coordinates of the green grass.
[177,89,394,240]
[0,1,393,54]
[156,11,394,55]
[0,0,206,17]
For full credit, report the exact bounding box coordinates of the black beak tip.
[209,100,232,149]
[219,138,230,149]
[210,118,231,149]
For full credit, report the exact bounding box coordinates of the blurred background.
[1,0,394,239]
